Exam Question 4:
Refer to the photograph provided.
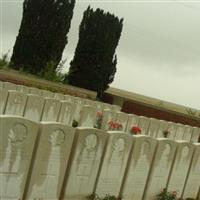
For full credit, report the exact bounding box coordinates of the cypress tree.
[10,0,75,74]
[66,7,123,98]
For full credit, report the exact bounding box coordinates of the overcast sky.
[0,0,200,109]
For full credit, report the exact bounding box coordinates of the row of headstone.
[101,110,200,143]
[1,81,199,143]
[1,116,200,200]
[0,89,120,127]
[0,80,121,118]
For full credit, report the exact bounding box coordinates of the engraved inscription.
[13,95,22,104]
[49,129,65,147]
[8,124,27,145]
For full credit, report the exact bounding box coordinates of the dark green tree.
[10,0,75,74]
[66,7,123,98]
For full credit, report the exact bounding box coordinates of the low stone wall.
[0,69,97,100]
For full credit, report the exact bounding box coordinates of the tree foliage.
[10,0,75,74]
[66,7,123,98]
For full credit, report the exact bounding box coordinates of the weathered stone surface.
[138,116,150,135]
[0,89,8,114]
[191,127,200,143]
[147,118,160,138]
[62,128,108,200]
[101,109,117,130]
[0,81,3,89]
[3,82,17,91]
[58,101,75,126]
[24,94,45,122]
[54,93,65,100]
[121,135,157,200]
[41,98,61,122]
[182,143,200,199]
[167,122,178,140]
[41,90,54,98]
[79,105,96,127]
[84,99,96,107]
[72,97,85,121]
[115,112,129,131]
[143,139,177,200]
[25,123,75,200]
[64,95,75,103]
[16,85,30,94]
[29,87,42,96]
[102,103,113,110]
[95,132,133,198]
[4,91,27,116]
[112,105,121,111]
[126,114,139,134]
[167,141,195,198]
[183,125,193,141]
[93,102,103,113]
[0,116,39,199]
[157,120,169,138]
[174,123,185,140]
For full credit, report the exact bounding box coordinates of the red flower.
[115,123,123,130]
[108,121,123,130]
[131,126,142,135]
[97,112,103,117]
[108,120,115,130]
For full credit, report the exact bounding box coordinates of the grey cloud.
[1,0,200,108]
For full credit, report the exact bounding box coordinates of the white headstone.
[167,141,195,198]
[0,116,39,199]
[126,114,139,134]
[0,81,3,89]
[79,105,96,127]
[29,87,42,96]
[93,101,103,113]
[62,128,108,200]
[112,105,121,111]
[147,118,160,138]
[95,132,133,197]
[183,125,193,141]
[54,93,65,100]
[41,90,54,98]
[182,143,200,199]
[174,123,185,140]
[102,103,113,110]
[138,116,150,135]
[156,120,169,138]
[191,127,200,143]
[73,97,85,121]
[84,99,95,107]
[24,94,45,122]
[4,91,27,116]
[58,101,75,126]
[0,89,8,114]
[25,123,75,200]
[143,139,177,200]
[115,112,129,131]
[101,109,117,130]
[3,82,17,91]
[121,136,157,200]
[64,95,75,103]
[167,122,178,140]
[41,98,61,122]
[17,85,30,94]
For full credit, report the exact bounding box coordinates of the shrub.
[156,188,178,200]
[0,52,10,69]
[38,61,64,82]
